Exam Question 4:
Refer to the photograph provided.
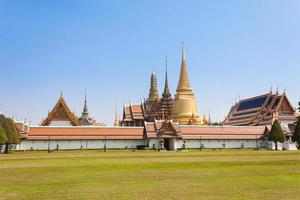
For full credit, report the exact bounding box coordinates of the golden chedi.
[172,44,200,125]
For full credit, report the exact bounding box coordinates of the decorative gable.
[277,95,295,113]
[41,96,79,126]
[158,120,181,138]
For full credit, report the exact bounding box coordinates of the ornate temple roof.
[41,94,79,126]
[122,104,145,122]
[223,91,298,126]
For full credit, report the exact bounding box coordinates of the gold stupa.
[171,43,200,125]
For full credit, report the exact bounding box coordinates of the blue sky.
[0,0,300,125]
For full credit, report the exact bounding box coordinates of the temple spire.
[148,70,160,101]
[172,43,200,125]
[79,89,95,126]
[163,56,170,95]
[177,42,191,92]
[158,56,173,120]
[82,88,89,116]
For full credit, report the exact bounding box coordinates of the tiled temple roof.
[25,126,144,140]
[144,120,265,140]
[223,92,298,126]
[41,95,79,126]
[122,104,145,122]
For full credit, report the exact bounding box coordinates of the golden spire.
[176,42,191,93]
[172,43,200,125]
[114,105,119,127]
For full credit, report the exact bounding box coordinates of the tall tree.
[6,118,20,145]
[0,125,8,153]
[292,118,300,149]
[0,115,20,153]
[268,119,285,150]
[0,114,9,153]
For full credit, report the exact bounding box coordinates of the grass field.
[1,150,300,200]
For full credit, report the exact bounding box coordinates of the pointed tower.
[148,72,160,101]
[79,89,95,126]
[172,43,200,125]
[114,105,119,127]
[144,71,160,121]
[158,56,173,120]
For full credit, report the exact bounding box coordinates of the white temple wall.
[19,139,268,150]
[267,141,298,150]
[178,139,266,149]
[148,139,160,149]
[148,139,266,149]
[20,140,146,150]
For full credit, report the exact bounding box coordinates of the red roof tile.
[27,127,144,140]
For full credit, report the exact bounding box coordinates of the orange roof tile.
[26,127,144,140]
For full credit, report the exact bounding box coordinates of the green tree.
[7,118,20,145]
[0,115,20,153]
[268,119,285,150]
[292,118,300,149]
[0,125,8,153]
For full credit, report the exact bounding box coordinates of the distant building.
[223,91,299,126]
[41,92,100,127]
[121,44,199,126]
[121,104,145,127]
[41,93,79,126]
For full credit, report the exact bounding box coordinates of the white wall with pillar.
[18,139,273,150]
[177,139,266,149]
[20,140,146,150]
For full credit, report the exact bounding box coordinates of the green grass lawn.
[1,150,300,200]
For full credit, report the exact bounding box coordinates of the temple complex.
[121,44,199,126]
[10,44,300,151]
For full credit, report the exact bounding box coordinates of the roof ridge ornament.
[276,85,279,95]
